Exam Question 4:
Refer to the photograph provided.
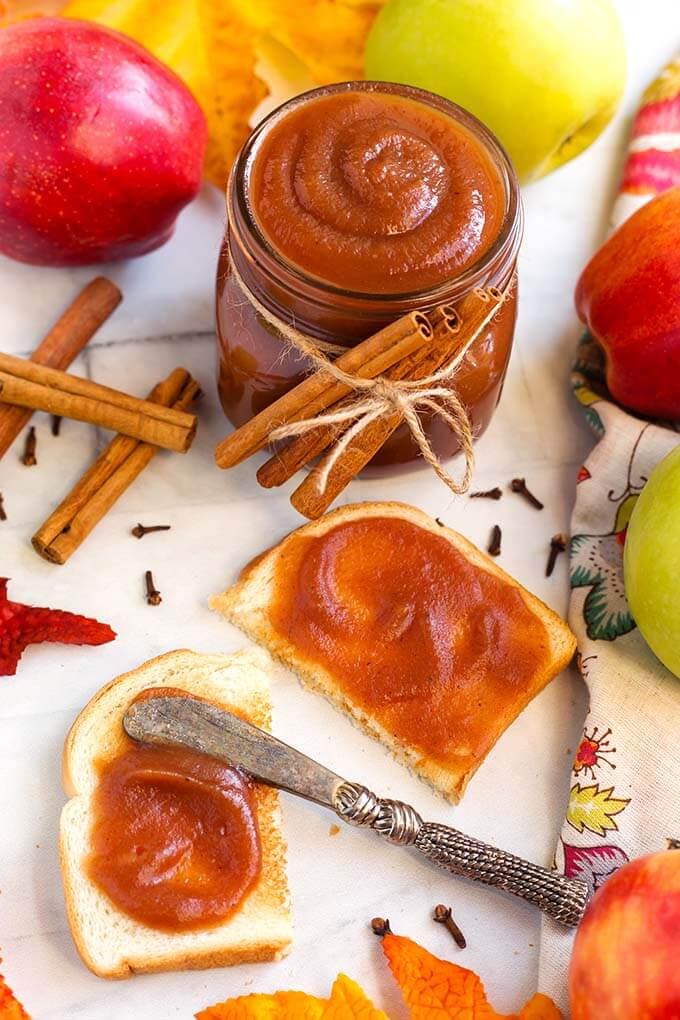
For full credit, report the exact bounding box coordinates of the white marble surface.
[0,5,677,1017]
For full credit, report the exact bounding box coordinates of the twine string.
[229,255,512,496]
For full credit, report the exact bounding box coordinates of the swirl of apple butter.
[268,517,551,773]
[87,740,261,931]
[249,91,505,293]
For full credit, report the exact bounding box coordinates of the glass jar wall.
[216,81,522,467]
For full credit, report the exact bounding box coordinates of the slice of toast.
[60,648,292,978]
[211,502,576,803]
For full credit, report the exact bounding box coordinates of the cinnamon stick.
[0,278,121,460]
[214,310,433,469]
[0,352,197,453]
[257,305,459,489]
[292,289,503,520]
[32,369,200,565]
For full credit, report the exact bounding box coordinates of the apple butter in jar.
[216,81,522,467]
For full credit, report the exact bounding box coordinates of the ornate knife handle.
[334,782,589,928]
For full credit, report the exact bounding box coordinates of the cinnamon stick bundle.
[0,277,121,460]
[291,289,504,519]
[214,310,433,469]
[0,352,197,452]
[32,368,200,565]
[257,305,459,489]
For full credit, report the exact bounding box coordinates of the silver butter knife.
[123,693,589,927]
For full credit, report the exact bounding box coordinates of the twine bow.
[229,256,512,497]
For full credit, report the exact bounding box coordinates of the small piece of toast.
[60,648,292,978]
[211,502,576,803]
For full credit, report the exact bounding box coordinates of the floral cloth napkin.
[538,56,680,1014]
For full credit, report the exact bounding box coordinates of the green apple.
[624,446,680,679]
[365,0,626,182]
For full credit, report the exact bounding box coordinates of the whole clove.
[144,570,162,606]
[132,523,171,539]
[510,477,544,510]
[546,533,568,577]
[433,904,467,949]
[0,492,6,522]
[51,415,62,437]
[469,487,502,500]
[370,917,391,937]
[21,426,37,466]
[435,517,445,527]
[487,524,502,557]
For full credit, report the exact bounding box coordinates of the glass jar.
[216,81,522,467]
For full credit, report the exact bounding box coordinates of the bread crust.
[211,502,577,803]
[60,648,293,978]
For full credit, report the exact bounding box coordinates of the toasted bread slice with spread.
[60,648,292,978]
[211,502,576,803]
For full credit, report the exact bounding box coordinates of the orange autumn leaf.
[58,0,385,189]
[323,975,388,1020]
[197,989,326,1020]
[197,975,387,1020]
[196,937,558,1020]
[0,973,30,1020]
[382,933,561,1020]
[516,997,563,1020]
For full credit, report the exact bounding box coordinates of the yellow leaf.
[59,0,385,189]
[567,783,629,837]
[0,0,61,25]
[240,0,386,83]
[61,0,265,189]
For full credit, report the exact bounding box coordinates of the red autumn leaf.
[0,578,115,676]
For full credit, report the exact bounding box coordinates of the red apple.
[569,850,680,1019]
[575,187,680,420]
[0,17,207,265]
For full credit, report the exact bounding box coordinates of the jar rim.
[228,80,522,312]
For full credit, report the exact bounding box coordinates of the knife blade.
[123,693,344,808]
